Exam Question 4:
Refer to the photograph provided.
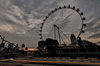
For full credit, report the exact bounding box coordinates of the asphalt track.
[1,58,100,66]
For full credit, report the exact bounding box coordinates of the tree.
[22,44,25,48]
[25,47,28,50]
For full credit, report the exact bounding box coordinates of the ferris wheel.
[39,5,86,44]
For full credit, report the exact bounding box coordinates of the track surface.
[0,58,100,66]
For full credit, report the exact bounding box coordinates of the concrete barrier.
[36,57,100,63]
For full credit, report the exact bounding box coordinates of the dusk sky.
[0,0,100,48]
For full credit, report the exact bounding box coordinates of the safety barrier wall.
[35,57,100,63]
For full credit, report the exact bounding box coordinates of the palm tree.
[22,44,25,48]
[25,47,28,50]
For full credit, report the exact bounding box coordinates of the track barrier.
[35,57,100,63]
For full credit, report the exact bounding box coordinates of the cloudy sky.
[0,0,100,48]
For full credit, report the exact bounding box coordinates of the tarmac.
[0,57,100,66]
